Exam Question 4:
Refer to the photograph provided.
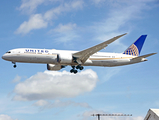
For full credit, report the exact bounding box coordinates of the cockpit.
[6,51,11,53]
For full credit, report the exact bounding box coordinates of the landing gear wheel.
[79,66,84,70]
[74,70,78,74]
[70,69,74,73]
[13,64,17,68]
[12,61,17,68]
[76,65,84,70]
[70,68,78,74]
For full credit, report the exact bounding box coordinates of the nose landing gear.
[12,62,17,68]
[13,64,17,68]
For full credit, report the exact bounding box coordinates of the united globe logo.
[123,44,139,56]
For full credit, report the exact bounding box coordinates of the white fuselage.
[2,48,146,67]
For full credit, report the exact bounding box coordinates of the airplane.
[2,33,156,74]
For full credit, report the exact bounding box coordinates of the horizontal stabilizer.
[132,53,157,60]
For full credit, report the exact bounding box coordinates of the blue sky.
[0,0,159,120]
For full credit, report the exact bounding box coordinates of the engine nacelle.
[57,53,73,64]
[47,64,63,71]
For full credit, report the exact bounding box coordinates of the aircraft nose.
[2,53,13,61]
[2,54,5,60]
[2,54,7,60]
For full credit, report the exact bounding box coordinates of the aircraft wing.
[73,33,127,64]
[132,53,157,61]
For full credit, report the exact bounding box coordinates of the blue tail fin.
[123,35,147,56]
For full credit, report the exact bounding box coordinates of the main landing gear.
[70,65,84,74]
[70,67,78,74]
[12,62,17,68]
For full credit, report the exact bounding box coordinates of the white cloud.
[44,5,63,21]
[44,0,84,21]
[98,68,122,83]
[16,0,84,34]
[90,6,138,41]
[53,23,77,33]
[13,69,98,101]
[92,0,105,4]
[70,0,84,9]
[16,0,156,38]
[92,0,155,6]
[18,0,83,15]
[12,75,21,83]
[15,14,48,34]
[33,99,91,109]
[18,0,46,14]
[49,23,79,42]
[0,115,15,120]
[85,0,155,53]
[53,32,79,43]
[33,100,49,107]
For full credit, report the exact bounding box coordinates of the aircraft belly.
[85,59,131,67]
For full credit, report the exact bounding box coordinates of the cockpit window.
[6,51,11,53]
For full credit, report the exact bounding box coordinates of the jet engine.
[57,54,73,64]
[47,64,64,71]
